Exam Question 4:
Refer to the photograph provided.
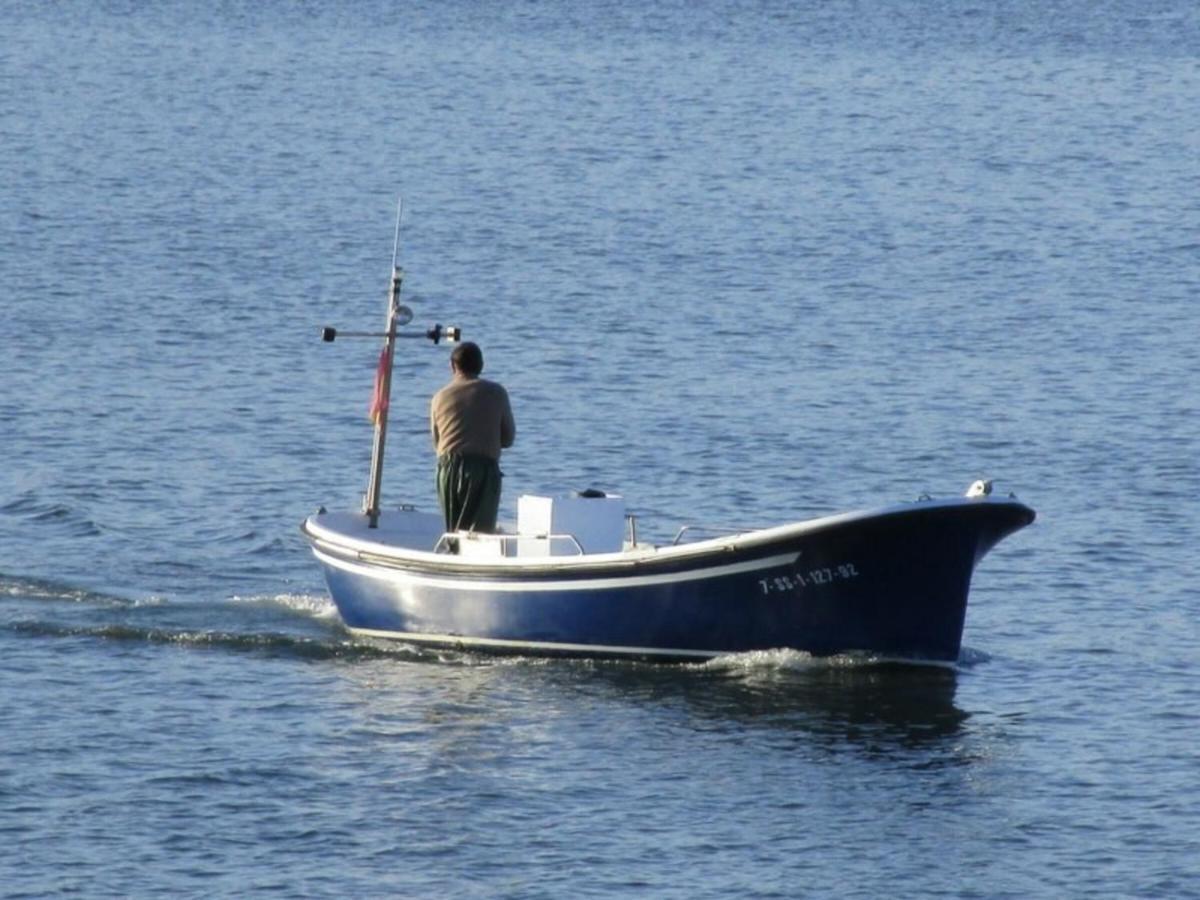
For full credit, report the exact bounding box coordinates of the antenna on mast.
[390,196,403,275]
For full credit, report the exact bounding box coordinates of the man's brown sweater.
[430,375,516,460]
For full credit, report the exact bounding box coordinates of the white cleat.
[965,479,994,498]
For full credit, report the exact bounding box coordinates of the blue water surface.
[2,1,1198,896]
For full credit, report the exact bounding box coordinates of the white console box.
[455,531,508,559]
[517,494,626,556]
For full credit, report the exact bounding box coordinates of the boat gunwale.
[302,495,1034,580]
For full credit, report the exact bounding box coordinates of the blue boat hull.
[305,498,1034,662]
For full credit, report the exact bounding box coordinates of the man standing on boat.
[430,342,516,533]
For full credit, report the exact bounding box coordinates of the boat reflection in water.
[333,644,975,760]
[593,651,972,750]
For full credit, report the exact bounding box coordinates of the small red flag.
[368,349,389,424]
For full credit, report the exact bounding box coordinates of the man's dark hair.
[451,341,484,376]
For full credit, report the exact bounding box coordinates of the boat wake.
[227,591,340,620]
[0,572,992,671]
[0,572,365,660]
[3,618,366,659]
[703,648,897,672]
[700,646,982,673]
[0,573,147,606]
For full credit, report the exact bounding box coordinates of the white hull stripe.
[349,626,719,659]
[312,547,799,592]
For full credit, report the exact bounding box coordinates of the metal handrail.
[433,531,586,556]
[522,533,586,555]
[434,532,512,555]
[670,523,760,546]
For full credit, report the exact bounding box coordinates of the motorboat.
[303,488,1033,662]
[302,214,1034,662]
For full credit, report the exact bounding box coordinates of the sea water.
[2,1,1198,896]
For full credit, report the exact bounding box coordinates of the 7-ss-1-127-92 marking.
[758,562,861,596]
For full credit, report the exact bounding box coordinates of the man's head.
[450,341,484,377]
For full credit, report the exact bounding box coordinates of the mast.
[319,198,458,527]
[364,263,403,528]
[364,200,405,528]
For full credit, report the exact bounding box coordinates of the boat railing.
[431,513,644,557]
[670,523,759,546]
[433,531,586,557]
[521,533,586,555]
